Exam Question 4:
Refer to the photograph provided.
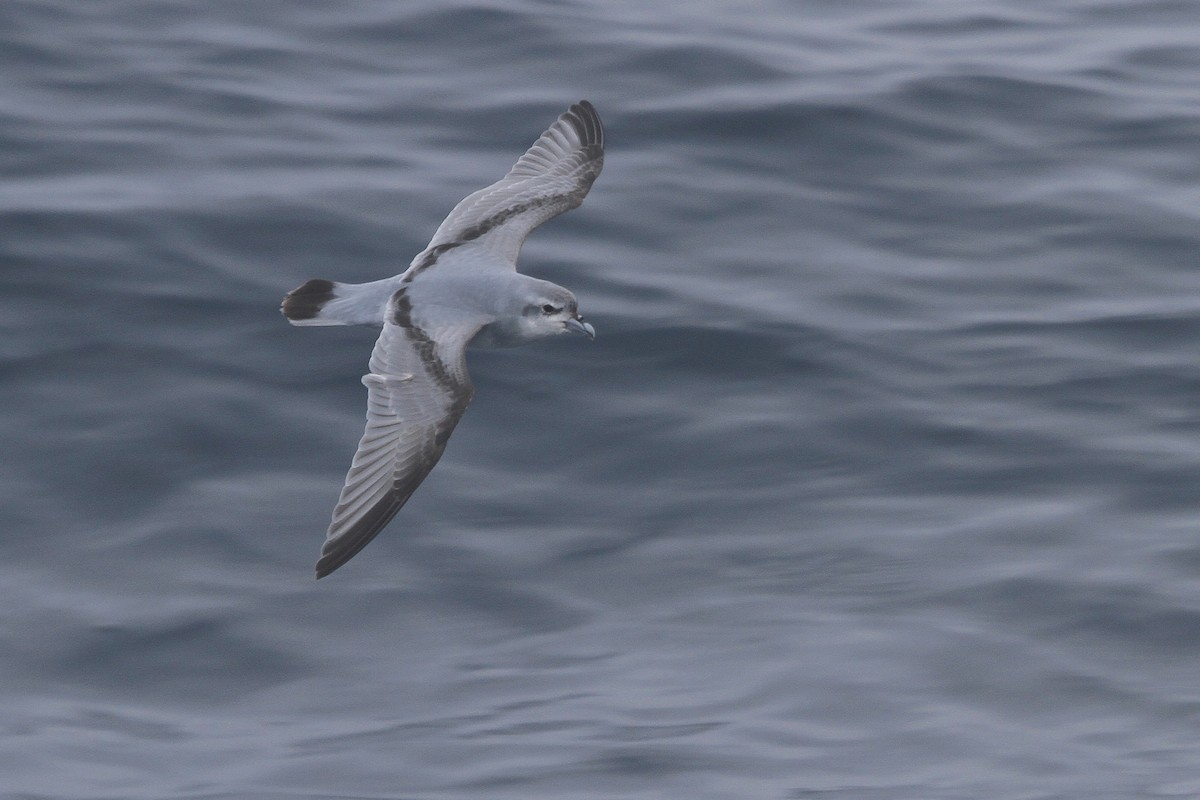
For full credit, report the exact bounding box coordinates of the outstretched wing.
[314,297,487,578]
[406,100,604,273]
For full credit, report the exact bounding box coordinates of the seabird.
[282,101,604,578]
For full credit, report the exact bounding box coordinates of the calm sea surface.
[4,1,1200,797]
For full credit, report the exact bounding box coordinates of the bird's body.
[282,101,604,578]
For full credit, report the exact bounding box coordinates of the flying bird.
[282,101,604,578]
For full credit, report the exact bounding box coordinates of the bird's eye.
[541,304,560,314]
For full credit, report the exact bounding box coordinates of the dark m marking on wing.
[402,182,599,282]
[401,241,464,283]
[390,289,472,445]
[315,291,475,578]
[401,101,602,285]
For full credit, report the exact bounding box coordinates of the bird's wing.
[404,100,604,275]
[314,297,487,578]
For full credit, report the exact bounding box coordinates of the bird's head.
[520,283,595,341]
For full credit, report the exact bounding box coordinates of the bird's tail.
[280,278,398,326]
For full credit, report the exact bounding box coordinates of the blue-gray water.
[4,1,1200,797]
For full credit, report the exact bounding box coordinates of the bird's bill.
[565,317,596,339]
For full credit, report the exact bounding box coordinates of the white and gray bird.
[282,101,604,578]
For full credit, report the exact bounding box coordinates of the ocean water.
[4,1,1200,797]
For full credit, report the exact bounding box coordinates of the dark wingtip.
[314,556,338,579]
[312,495,406,579]
[566,100,603,149]
[281,278,336,321]
[314,553,340,579]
